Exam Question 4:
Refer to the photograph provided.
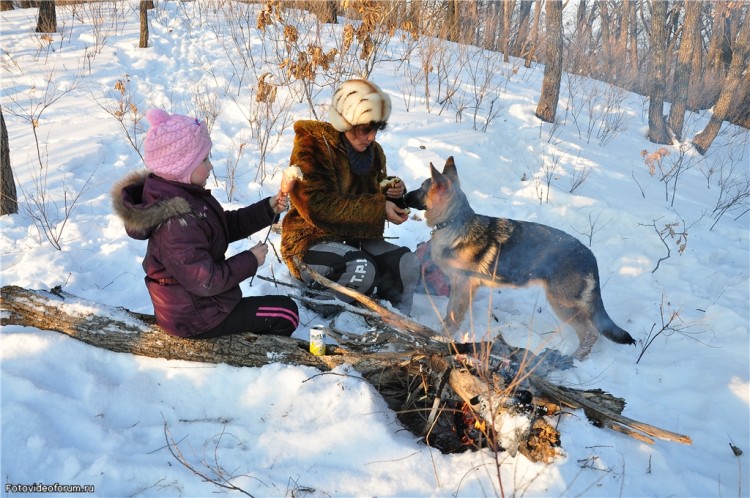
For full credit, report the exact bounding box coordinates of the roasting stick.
[248,166,303,286]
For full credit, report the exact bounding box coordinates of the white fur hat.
[329,79,392,132]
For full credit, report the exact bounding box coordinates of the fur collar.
[111,170,193,239]
[293,120,341,146]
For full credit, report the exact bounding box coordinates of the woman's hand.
[385,200,408,225]
[385,178,406,199]
[269,192,290,215]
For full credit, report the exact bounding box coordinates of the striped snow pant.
[195,296,299,338]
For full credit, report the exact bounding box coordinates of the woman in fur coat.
[112,109,299,338]
[281,79,419,314]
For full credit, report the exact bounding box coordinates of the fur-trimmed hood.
[111,170,194,240]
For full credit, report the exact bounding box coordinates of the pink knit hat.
[143,109,212,184]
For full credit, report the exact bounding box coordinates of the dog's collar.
[431,221,451,234]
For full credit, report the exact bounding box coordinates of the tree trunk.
[627,0,639,89]
[0,107,17,216]
[35,0,56,34]
[728,68,750,127]
[569,0,589,74]
[512,0,533,58]
[692,9,750,155]
[616,0,631,82]
[668,0,703,140]
[315,0,338,24]
[524,0,543,68]
[706,2,732,75]
[139,1,149,49]
[597,0,613,81]
[445,0,460,43]
[701,1,732,108]
[502,0,514,62]
[687,11,705,111]
[647,0,671,144]
[535,0,563,123]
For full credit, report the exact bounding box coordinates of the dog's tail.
[593,298,636,345]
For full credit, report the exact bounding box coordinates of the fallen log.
[0,285,329,369]
[0,284,428,377]
[0,283,691,462]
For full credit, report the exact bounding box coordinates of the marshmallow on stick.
[281,165,303,194]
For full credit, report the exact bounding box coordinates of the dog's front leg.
[443,275,474,332]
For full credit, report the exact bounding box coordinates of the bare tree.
[446,0,460,43]
[319,0,338,24]
[535,0,563,123]
[524,0,543,68]
[569,0,593,75]
[611,0,641,91]
[35,0,56,34]
[668,0,703,140]
[693,9,750,155]
[0,107,18,216]
[615,0,631,82]
[647,0,671,144]
[598,0,613,74]
[729,69,750,128]
[626,0,639,87]
[702,1,733,107]
[513,0,533,58]
[502,0,514,62]
[139,1,150,48]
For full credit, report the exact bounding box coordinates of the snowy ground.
[2,2,749,497]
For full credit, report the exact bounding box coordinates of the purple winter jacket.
[112,171,276,337]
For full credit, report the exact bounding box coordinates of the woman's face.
[344,126,378,153]
[343,122,386,153]
[190,156,213,187]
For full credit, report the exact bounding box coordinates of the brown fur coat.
[281,120,389,279]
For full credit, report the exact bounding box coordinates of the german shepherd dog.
[404,157,635,359]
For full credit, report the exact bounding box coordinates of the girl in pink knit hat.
[112,109,299,338]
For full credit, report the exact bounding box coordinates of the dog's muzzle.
[404,189,426,210]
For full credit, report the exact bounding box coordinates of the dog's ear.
[442,156,459,185]
[429,162,439,180]
[430,162,449,190]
